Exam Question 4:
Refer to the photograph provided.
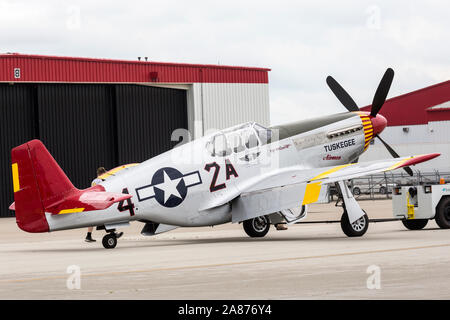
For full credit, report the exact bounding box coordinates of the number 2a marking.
[204,160,239,192]
[204,162,226,192]
[118,188,135,216]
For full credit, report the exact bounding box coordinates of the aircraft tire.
[243,216,270,238]
[340,210,369,237]
[435,197,450,229]
[102,233,117,249]
[401,219,428,230]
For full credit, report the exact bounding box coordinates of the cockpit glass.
[253,123,272,145]
[243,131,259,149]
[213,134,231,156]
[227,133,245,153]
[207,122,270,157]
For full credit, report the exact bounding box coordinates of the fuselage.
[45,111,384,231]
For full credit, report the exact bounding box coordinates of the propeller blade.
[326,76,359,112]
[370,68,394,117]
[376,134,413,176]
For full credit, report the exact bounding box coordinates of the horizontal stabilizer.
[46,186,132,215]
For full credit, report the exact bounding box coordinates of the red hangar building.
[359,80,450,173]
[0,53,271,216]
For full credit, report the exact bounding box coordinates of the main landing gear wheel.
[102,233,117,249]
[402,219,428,230]
[435,197,450,229]
[340,210,369,237]
[243,215,270,238]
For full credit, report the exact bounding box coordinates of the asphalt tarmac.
[1,200,449,299]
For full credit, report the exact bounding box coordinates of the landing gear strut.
[335,181,369,237]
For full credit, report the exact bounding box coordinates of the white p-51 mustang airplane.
[10,68,439,248]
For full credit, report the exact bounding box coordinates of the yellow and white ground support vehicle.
[392,184,450,230]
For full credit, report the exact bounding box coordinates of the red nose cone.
[370,114,387,136]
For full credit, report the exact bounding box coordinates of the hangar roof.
[361,80,450,126]
[0,53,270,84]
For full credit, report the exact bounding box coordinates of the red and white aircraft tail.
[10,140,131,233]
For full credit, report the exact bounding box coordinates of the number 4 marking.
[118,188,135,216]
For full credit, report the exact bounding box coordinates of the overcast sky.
[1,0,449,125]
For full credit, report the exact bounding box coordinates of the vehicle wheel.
[243,216,270,238]
[340,210,369,237]
[435,197,450,229]
[353,187,361,196]
[102,233,117,249]
[401,219,428,230]
[379,186,387,194]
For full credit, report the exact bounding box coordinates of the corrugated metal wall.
[0,84,38,217]
[38,84,117,188]
[189,83,270,136]
[115,85,187,163]
[361,80,450,126]
[0,84,187,217]
[0,54,270,84]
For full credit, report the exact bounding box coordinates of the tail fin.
[11,140,132,233]
[11,140,71,232]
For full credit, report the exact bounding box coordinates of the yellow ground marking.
[311,164,353,181]
[2,243,450,284]
[12,163,20,193]
[302,182,322,205]
[58,208,85,214]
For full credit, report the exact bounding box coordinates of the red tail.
[11,140,131,233]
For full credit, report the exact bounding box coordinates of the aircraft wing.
[200,153,440,222]
[300,153,440,184]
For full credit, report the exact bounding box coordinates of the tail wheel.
[340,210,369,237]
[353,187,361,196]
[436,197,450,229]
[102,233,117,249]
[402,219,428,230]
[243,216,270,238]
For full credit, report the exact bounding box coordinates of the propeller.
[376,134,414,176]
[325,76,359,112]
[326,68,413,176]
[370,68,394,117]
